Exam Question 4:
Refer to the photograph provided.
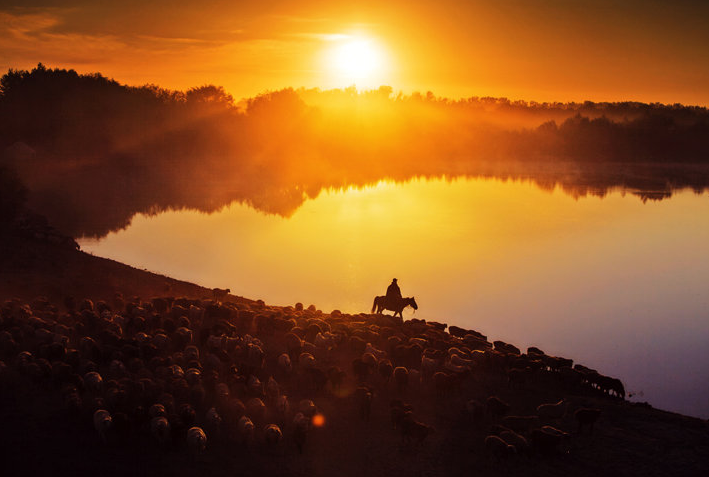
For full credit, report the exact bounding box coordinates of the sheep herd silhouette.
[0,291,624,470]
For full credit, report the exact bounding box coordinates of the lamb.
[536,399,568,420]
[575,408,601,434]
[186,427,207,458]
[93,409,112,444]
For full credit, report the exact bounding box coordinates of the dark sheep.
[486,396,510,421]
[575,408,601,434]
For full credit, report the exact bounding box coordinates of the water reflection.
[15,158,709,238]
[81,177,709,419]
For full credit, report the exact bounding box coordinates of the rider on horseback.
[385,278,402,308]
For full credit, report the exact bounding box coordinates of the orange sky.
[2,0,708,105]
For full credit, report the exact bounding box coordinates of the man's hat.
[392,278,397,281]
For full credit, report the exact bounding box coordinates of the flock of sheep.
[0,291,625,468]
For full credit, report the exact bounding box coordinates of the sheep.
[484,435,516,462]
[501,415,540,434]
[84,371,103,394]
[266,376,280,403]
[378,359,394,384]
[390,399,413,430]
[247,375,263,397]
[352,357,372,383]
[532,426,570,455]
[400,415,435,446]
[212,288,230,301]
[186,427,207,458]
[327,366,346,392]
[364,343,387,360]
[205,407,222,439]
[298,399,317,419]
[292,412,309,454]
[246,398,266,424]
[486,396,510,421]
[276,395,290,424]
[263,424,283,446]
[278,353,292,375]
[465,399,484,427]
[149,403,167,418]
[575,408,601,434]
[355,386,373,421]
[150,416,171,446]
[179,403,197,428]
[500,430,530,456]
[420,356,439,380]
[299,352,316,370]
[93,409,112,444]
[433,371,466,396]
[237,416,255,444]
[393,366,409,393]
[536,399,568,421]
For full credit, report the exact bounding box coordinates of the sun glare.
[325,35,388,88]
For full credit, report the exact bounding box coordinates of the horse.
[371,296,418,318]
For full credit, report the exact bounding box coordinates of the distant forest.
[2,64,709,237]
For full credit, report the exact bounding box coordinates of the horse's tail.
[371,296,378,313]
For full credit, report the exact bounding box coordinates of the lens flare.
[312,413,326,427]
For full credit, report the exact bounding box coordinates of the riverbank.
[1,231,708,477]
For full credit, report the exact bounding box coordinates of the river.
[80,176,709,419]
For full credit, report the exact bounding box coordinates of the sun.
[325,36,388,87]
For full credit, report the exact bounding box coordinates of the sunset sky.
[2,0,708,105]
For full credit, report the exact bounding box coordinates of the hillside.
[1,231,708,477]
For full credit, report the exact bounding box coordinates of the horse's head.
[408,297,418,310]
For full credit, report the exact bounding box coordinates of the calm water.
[81,177,709,419]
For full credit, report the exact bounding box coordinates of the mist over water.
[81,176,709,419]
